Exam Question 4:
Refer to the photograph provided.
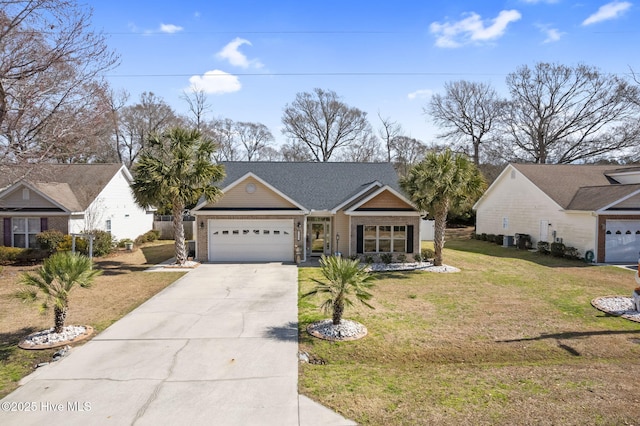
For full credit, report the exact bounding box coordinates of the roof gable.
[197,173,303,211]
[0,164,127,212]
[216,162,404,211]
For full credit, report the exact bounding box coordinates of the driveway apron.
[1,263,354,425]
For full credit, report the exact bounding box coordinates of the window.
[105,219,112,233]
[364,225,406,253]
[12,217,40,248]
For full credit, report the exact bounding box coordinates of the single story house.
[474,163,640,263]
[191,162,421,262]
[0,163,154,247]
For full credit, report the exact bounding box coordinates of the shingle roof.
[511,163,640,211]
[219,162,402,210]
[567,184,640,210]
[0,164,125,211]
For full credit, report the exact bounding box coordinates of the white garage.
[208,219,294,262]
[605,220,640,263]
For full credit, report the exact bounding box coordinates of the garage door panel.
[605,220,640,263]
[209,219,294,262]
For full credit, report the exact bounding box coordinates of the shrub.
[537,241,550,255]
[495,234,505,245]
[487,234,496,243]
[57,235,87,253]
[516,234,532,250]
[421,248,435,260]
[480,233,488,241]
[364,255,375,264]
[550,242,566,258]
[135,230,160,245]
[564,246,580,260]
[86,230,115,257]
[413,253,423,262]
[349,254,360,261]
[0,246,25,264]
[117,238,134,248]
[397,254,407,263]
[380,253,393,265]
[36,230,66,253]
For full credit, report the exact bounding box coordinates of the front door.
[310,220,331,256]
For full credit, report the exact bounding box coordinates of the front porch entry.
[308,217,331,257]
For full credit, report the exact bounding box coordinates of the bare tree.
[282,88,374,162]
[378,113,403,162]
[182,89,212,131]
[390,136,427,176]
[0,0,119,164]
[235,122,274,161]
[427,81,504,165]
[118,92,181,167]
[280,140,314,162]
[211,118,240,162]
[337,134,384,162]
[502,62,639,164]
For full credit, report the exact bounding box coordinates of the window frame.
[12,217,41,248]
[363,224,407,253]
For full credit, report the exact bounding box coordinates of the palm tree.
[132,127,225,265]
[16,252,102,333]
[303,255,375,325]
[401,149,486,266]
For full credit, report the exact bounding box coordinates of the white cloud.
[430,10,522,48]
[408,89,433,100]
[536,24,564,43]
[582,1,632,25]
[217,37,264,69]
[159,23,183,34]
[187,70,241,94]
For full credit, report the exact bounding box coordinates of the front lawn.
[299,239,640,425]
[0,241,185,398]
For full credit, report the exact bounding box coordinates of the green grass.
[298,238,640,425]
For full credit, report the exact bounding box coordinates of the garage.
[208,219,294,262]
[605,220,640,263]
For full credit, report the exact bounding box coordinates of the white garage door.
[605,220,640,263]
[208,219,294,262]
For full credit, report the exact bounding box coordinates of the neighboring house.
[0,163,154,248]
[474,163,640,263]
[191,162,421,262]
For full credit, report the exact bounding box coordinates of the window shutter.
[40,217,48,231]
[356,225,364,254]
[3,218,11,246]
[407,225,414,253]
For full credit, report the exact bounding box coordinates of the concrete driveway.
[1,263,355,425]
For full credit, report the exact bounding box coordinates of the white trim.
[0,212,71,217]
[346,211,420,217]
[594,210,640,216]
[192,172,308,211]
[596,188,640,212]
[0,181,72,212]
[330,181,382,213]
[193,210,307,216]
[342,185,416,214]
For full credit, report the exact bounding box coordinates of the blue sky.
[90,0,639,146]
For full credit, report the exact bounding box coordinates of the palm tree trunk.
[172,203,187,265]
[332,300,344,325]
[433,201,449,267]
[54,306,67,333]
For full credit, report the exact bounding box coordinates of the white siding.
[475,165,596,254]
[84,168,153,240]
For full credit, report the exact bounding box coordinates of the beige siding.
[205,177,297,209]
[475,165,596,254]
[2,187,58,209]
[334,212,350,255]
[358,190,413,210]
